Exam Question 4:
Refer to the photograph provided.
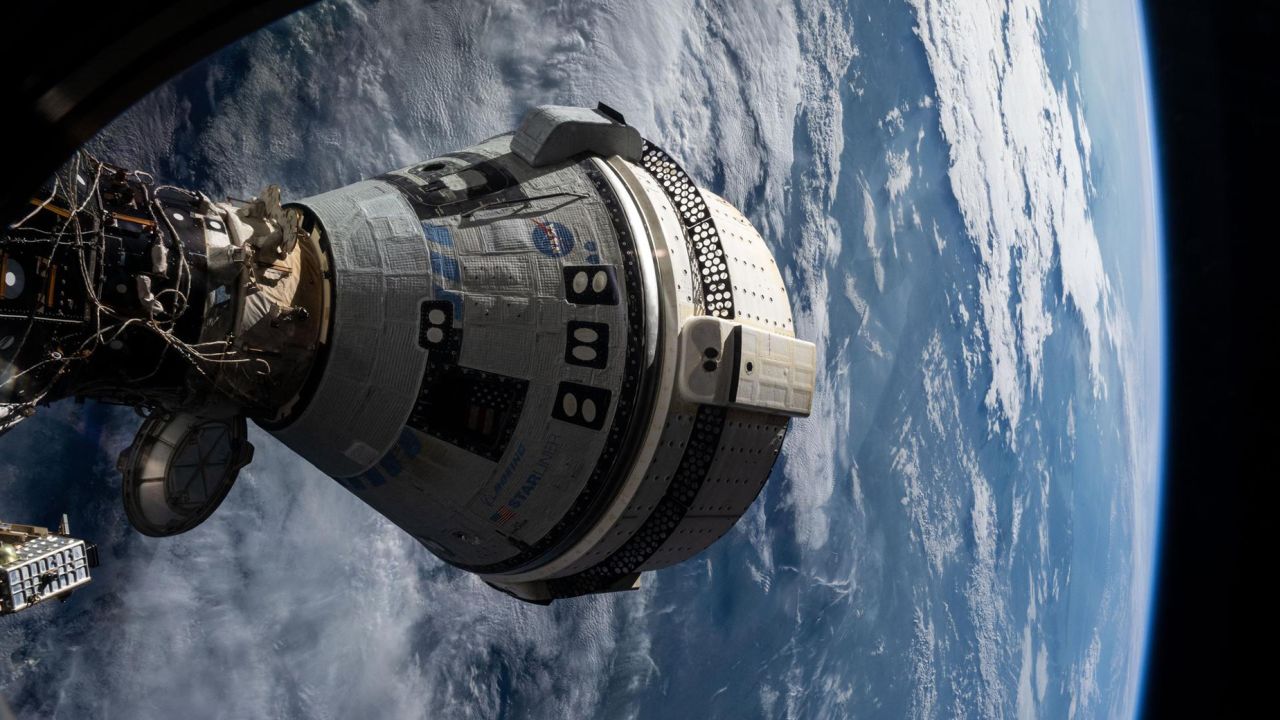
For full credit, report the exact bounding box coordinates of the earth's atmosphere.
[1,0,1163,718]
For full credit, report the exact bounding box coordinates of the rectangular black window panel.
[551,381,612,431]
[418,299,462,363]
[563,265,619,305]
[407,365,529,461]
[564,320,609,369]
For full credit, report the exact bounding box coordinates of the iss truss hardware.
[0,104,816,604]
[1,517,98,616]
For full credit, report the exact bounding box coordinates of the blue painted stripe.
[363,467,387,488]
[398,427,423,458]
[430,250,460,281]
[378,452,402,478]
[422,222,454,247]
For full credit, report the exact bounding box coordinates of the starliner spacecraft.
[0,105,815,607]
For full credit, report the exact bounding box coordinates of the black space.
[0,1,312,218]
[1140,2,1265,715]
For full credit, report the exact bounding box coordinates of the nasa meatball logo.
[531,219,575,257]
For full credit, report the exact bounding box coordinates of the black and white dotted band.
[638,141,736,320]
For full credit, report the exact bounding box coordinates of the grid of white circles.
[639,142,735,319]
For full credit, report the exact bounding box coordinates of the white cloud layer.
[907,0,1115,436]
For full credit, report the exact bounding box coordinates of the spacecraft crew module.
[0,105,815,605]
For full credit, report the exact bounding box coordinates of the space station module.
[0,105,815,603]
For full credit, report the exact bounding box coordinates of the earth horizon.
[2,1,1163,718]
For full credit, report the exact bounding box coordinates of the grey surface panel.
[545,403,728,598]
[549,409,697,578]
[638,409,789,571]
[457,162,658,575]
[271,180,431,478]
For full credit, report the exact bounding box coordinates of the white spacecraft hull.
[0,105,814,604]
[273,108,814,601]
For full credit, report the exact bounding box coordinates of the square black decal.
[563,265,619,305]
[564,320,609,369]
[551,381,612,430]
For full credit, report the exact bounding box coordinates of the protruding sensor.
[0,105,816,603]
